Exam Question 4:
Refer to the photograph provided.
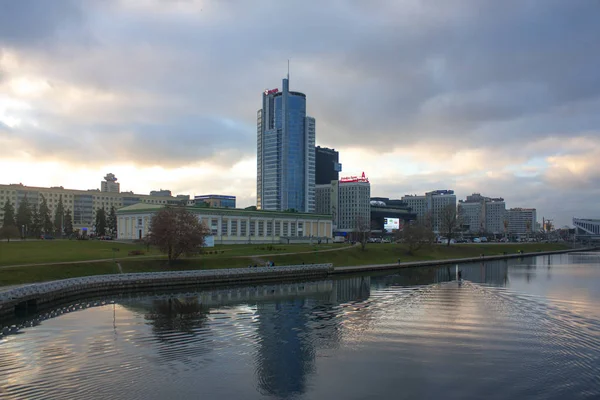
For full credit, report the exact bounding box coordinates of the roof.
[117,204,332,220]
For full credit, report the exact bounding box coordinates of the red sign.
[340,171,369,183]
[264,88,279,95]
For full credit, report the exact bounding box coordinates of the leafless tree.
[354,216,371,251]
[148,207,210,263]
[439,204,462,246]
[396,220,435,255]
[0,225,20,243]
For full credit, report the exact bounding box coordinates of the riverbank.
[0,264,333,319]
[1,246,595,320]
[0,242,575,286]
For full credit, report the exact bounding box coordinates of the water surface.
[1,253,599,399]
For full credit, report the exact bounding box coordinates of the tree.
[95,207,107,237]
[30,205,42,238]
[15,196,32,238]
[354,216,371,251]
[439,204,462,246]
[525,220,532,241]
[503,219,509,238]
[64,209,74,236]
[39,194,53,234]
[148,207,210,263]
[1,199,16,228]
[0,225,20,243]
[53,195,65,237]
[396,220,435,255]
[107,206,117,237]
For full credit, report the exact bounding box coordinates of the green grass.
[0,240,153,266]
[0,240,344,267]
[0,242,571,286]
[0,262,120,286]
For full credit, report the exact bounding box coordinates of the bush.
[128,250,145,256]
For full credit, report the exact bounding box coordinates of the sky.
[1,0,599,227]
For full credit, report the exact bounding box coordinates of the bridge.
[573,218,600,241]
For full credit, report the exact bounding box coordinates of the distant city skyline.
[1,1,599,227]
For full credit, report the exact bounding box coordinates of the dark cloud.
[1,0,599,224]
[0,0,86,48]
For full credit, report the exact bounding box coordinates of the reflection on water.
[0,255,599,400]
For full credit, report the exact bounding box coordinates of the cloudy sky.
[1,0,599,227]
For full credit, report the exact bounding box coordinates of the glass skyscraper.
[257,77,315,212]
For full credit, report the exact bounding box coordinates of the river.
[1,252,599,399]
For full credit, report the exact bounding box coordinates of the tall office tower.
[257,77,316,212]
[315,146,342,185]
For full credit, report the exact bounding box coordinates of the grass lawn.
[0,242,571,286]
[0,240,153,266]
[0,240,345,267]
[0,262,120,286]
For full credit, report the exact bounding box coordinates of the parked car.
[41,234,55,240]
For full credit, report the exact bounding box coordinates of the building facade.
[0,177,190,232]
[458,193,506,234]
[315,146,342,185]
[257,78,316,213]
[401,190,456,233]
[315,173,370,232]
[194,194,236,208]
[507,208,537,236]
[116,203,332,243]
[100,173,120,193]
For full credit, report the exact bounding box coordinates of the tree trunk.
[447,237,451,246]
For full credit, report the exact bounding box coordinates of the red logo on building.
[264,88,279,95]
[340,172,369,183]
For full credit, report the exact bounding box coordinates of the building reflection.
[253,276,370,398]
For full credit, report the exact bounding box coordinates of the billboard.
[384,218,403,232]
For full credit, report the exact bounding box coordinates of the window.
[221,218,228,236]
[250,220,256,236]
[231,219,238,236]
[240,220,247,236]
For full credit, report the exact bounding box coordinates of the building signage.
[264,88,279,95]
[340,171,369,183]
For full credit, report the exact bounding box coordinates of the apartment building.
[0,175,190,232]
[458,193,506,234]
[401,190,456,233]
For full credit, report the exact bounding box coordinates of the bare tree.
[503,219,509,239]
[148,207,210,264]
[396,220,435,255]
[354,216,371,251]
[439,204,462,246]
[0,225,20,243]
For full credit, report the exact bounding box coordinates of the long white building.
[117,203,332,243]
[0,175,190,232]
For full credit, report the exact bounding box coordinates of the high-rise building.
[315,173,370,232]
[458,193,506,234]
[507,208,537,236]
[401,190,456,233]
[257,77,316,213]
[315,146,342,185]
[101,173,120,193]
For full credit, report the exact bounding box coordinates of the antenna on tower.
[287,59,290,80]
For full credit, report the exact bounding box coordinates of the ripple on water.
[0,277,599,400]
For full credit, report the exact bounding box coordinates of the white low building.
[116,203,333,243]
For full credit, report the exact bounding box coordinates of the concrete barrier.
[0,264,333,320]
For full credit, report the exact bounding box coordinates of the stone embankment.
[333,247,595,274]
[0,264,333,319]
